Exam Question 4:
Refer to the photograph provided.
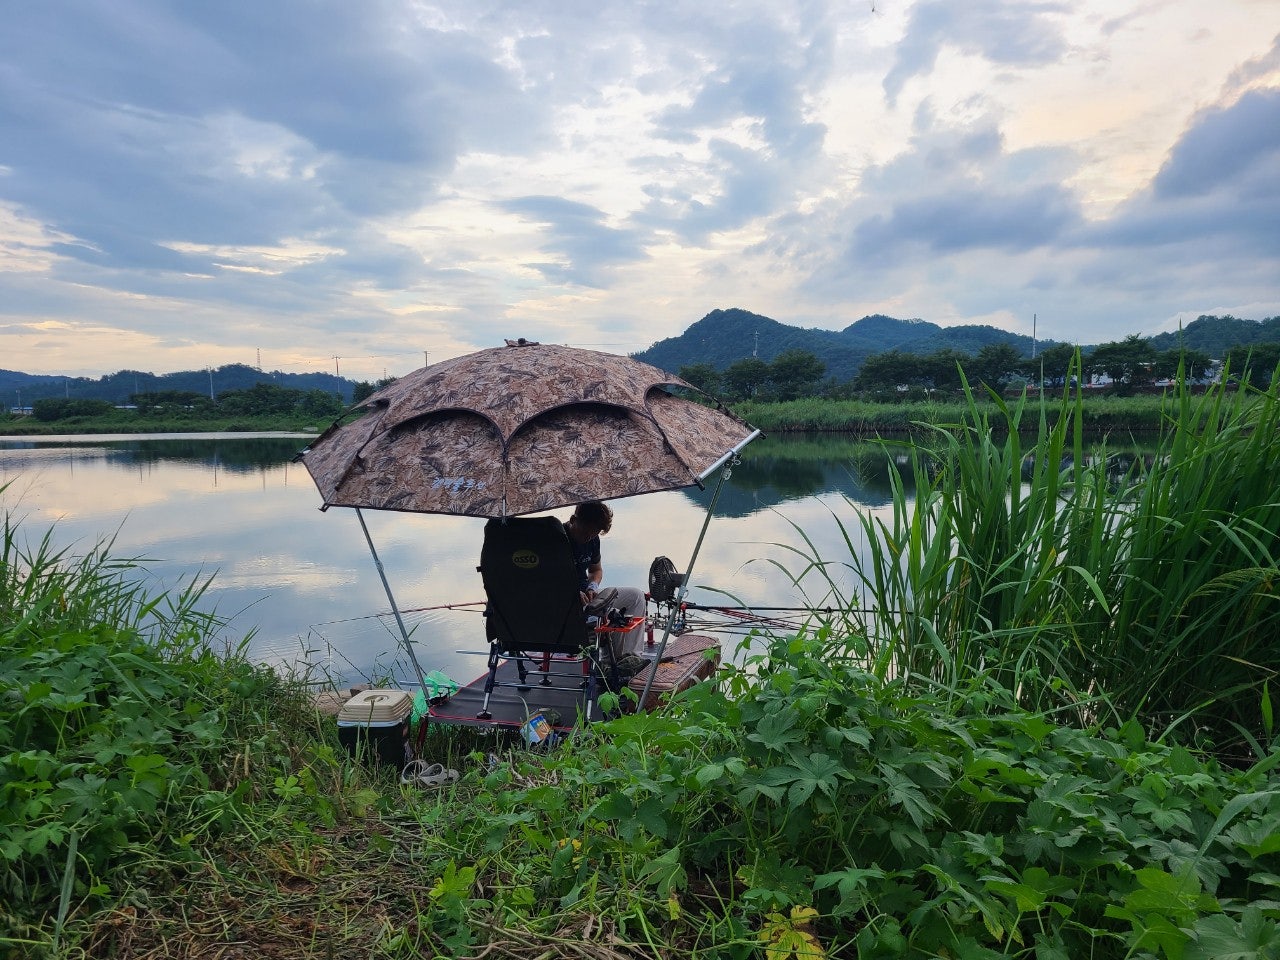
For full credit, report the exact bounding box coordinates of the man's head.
[570,500,613,538]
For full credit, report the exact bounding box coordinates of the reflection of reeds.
[779,361,1280,758]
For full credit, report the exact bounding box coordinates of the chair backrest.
[480,516,588,655]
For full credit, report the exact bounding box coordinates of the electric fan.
[647,556,686,603]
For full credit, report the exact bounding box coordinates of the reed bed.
[790,364,1280,754]
[738,391,1188,434]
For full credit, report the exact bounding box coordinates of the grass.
[1,391,1185,438]
[0,411,324,436]
[3,366,1280,957]
[775,363,1280,757]
[736,390,1214,434]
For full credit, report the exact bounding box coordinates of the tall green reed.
[799,361,1278,753]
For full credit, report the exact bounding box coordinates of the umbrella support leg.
[638,459,736,710]
[355,508,433,706]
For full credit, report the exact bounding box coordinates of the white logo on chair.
[511,549,540,569]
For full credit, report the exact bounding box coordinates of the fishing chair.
[476,515,608,721]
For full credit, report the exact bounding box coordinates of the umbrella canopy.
[299,340,759,518]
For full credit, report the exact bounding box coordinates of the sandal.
[400,760,461,788]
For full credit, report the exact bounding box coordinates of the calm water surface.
[0,433,909,686]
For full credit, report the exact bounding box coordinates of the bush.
[30,398,114,422]
[0,515,337,950]
[419,634,1280,957]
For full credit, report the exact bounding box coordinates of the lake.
[0,432,912,687]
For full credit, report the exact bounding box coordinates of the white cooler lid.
[337,689,413,724]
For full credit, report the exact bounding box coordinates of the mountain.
[0,363,358,407]
[1147,314,1280,356]
[634,308,1047,382]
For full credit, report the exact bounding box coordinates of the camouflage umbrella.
[299,339,759,518]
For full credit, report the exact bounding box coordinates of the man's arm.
[581,561,603,604]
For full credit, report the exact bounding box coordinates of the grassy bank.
[736,391,1200,434]
[4,372,1279,957]
[3,391,1183,438]
[0,412,324,436]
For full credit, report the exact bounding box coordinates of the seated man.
[563,500,648,658]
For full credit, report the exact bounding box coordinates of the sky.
[1,1,1278,382]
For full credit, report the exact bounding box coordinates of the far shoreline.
[0,429,319,442]
[0,390,1222,438]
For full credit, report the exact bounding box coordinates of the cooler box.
[629,634,721,711]
[337,689,413,767]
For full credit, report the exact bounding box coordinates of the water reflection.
[686,435,919,516]
[0,432,1088,687]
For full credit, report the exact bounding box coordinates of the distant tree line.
[350,376,399,404]
[30,383,344,422]
[679,336,1280,403]
[4,363,354,410]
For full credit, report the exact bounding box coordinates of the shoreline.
[0,392,1192,438]
[0,429,318,442]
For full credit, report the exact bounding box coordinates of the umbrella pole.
[355,508,432,699]
[637,458,736,710]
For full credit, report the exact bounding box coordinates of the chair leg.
[477,642,500,719]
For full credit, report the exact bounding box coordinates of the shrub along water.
[0,513,364,955]
[737,392,1193,435]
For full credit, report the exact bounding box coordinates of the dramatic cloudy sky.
[2,1,1278,379]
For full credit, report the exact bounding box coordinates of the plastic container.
[337,690,413,767]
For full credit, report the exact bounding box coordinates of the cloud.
[853,182,1080,259]
[884,0,1070,104]
[1089,87,1280,255]
[837,108,1084,263]
[641,10,833,240]
[1151,88,1280,200]
[800,67,1280,341]
[0,1,1278,376]
[0,0,541,270]
[497,196,648,286]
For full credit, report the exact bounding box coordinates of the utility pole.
[423,350,429,368]
[208,367,214,400]
[753,330,759,358]
[1032,313,1037,359]
[332,356,341,377]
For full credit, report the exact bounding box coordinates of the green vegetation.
[1,363,353,411]
[4,369,1279,957]
[799,361,1280,755]
[735,391,1191,434]
[1,382,342,435]
[642,308,1280,390]
[674,318,1279,406]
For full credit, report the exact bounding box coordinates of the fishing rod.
[679,603,876,615]
[309,600,487,628]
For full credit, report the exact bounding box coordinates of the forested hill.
[633,308,1280,382]
[1147,314,1280,355]
[633,308,1046,382]
[0,363,357,406]
[6,313,1276,406]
